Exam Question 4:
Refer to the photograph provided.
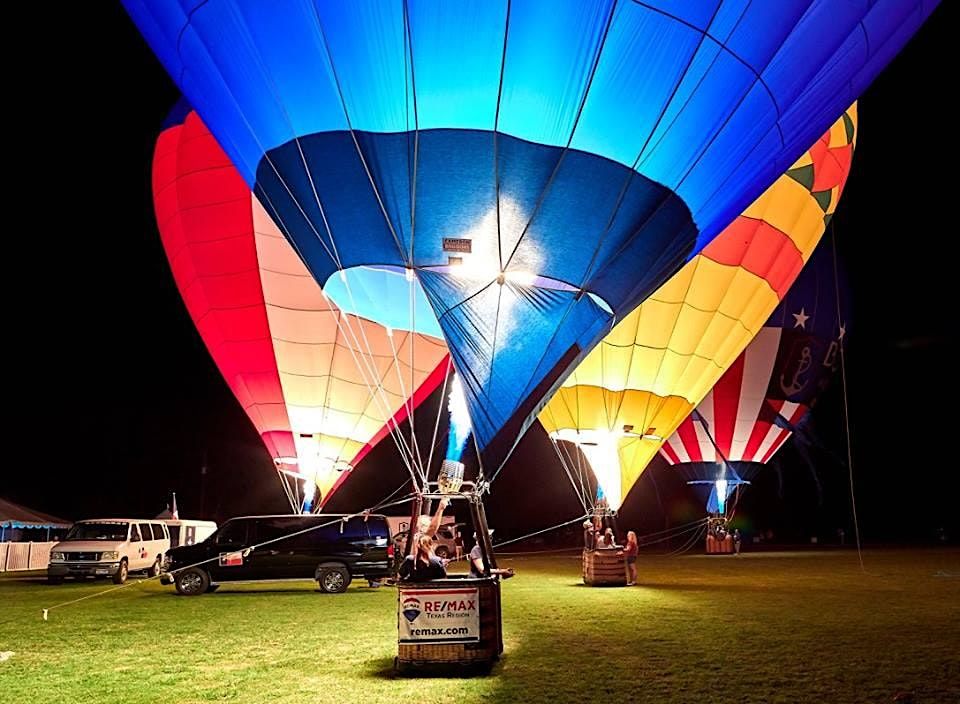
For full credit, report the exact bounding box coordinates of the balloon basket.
[396,576,502,674]
[705,516,734,554]
[582,549,627,586]
[705,534,735,554]
[396,488,504,675]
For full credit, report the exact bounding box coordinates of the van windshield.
[65,522,129,541]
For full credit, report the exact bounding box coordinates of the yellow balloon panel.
[540,104,857,508]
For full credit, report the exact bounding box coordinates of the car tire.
[148,556,162,578]
[47,576,63,585]
[174,567,210,596]
[317,564,351,594]
[435,546,450,559]
[112,559,129,585]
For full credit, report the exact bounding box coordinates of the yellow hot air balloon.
[540,105,857,511]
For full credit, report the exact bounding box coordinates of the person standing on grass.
[733,529,742,555]
[620,531,639,585]
[454,530,464,560]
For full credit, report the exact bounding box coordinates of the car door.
[246,518,304,580]
[127,524,145,569]
[139,523,158,568]
[208,520,256,582]
[152,523,170,556]
[282,518,341,579]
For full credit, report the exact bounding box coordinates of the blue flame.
[446,374,471,461]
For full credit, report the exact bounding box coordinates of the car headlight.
[162,555,172,569]
[100,551,120,561]
[50,551,65,561]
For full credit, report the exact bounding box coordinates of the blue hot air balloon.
[123,0,937,475]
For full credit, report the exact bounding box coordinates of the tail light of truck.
[387,544,395,559]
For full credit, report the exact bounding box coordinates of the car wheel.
[174,567,210,596]
[47,576,63,585]
[435,546,450,559]
[317,564,351,594]
[112,559,129,585]
[148,556,162,578]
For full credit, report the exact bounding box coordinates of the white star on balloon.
[792,308,809,329]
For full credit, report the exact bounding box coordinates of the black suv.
[161,514,394,595]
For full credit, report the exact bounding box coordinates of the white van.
[386,515,463,558]
[48,519,171,584]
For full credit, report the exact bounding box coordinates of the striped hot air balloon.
[153,108,449,511]
[661,239,848,515]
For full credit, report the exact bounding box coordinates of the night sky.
[4,4,954,545]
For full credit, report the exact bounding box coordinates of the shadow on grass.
[142,586,387,598]
[366,655,505,680]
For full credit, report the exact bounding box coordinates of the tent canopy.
[0,497,71,529]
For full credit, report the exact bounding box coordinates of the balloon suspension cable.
[426,358,454,482]
[549,436,591,514]
[636,518,709,548]
[274,465,299,514]
[491,513,592,551]
[470,425,489,492]
[254,178,427,494]
[485,517,710,557]
[334,272,429,484]
[831,228,865,573]
[664,521,708,556]
[689,409,741,518]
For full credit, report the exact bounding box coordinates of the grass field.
[1,549,958,704]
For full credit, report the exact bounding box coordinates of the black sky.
[3,4,955,544]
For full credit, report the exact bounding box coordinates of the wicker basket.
[397,576,502,672]
[582,549,627,586]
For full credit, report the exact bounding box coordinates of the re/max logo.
[422,599,476,612]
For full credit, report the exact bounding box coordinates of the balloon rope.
[549,437,590,514]
[274,466,299,514]
[491,514,592,551]
[664,522,708,556]
[255,190,423,492]
[831,230,865,573]
[35,496,418,621]
[426,358,454,483]
[334,276,428,482]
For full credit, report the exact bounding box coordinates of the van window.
[65,522,129,541]
[214,520,248,546]
[152,524,168,540]
[140,523,154,540]
[168,525,181,547]
[366,517,389,539]
[285,520,339,549]
[130,524,142,542]
[341,518,370,541]
[252,518,301,545]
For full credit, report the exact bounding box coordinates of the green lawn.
[1,549,958,704]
